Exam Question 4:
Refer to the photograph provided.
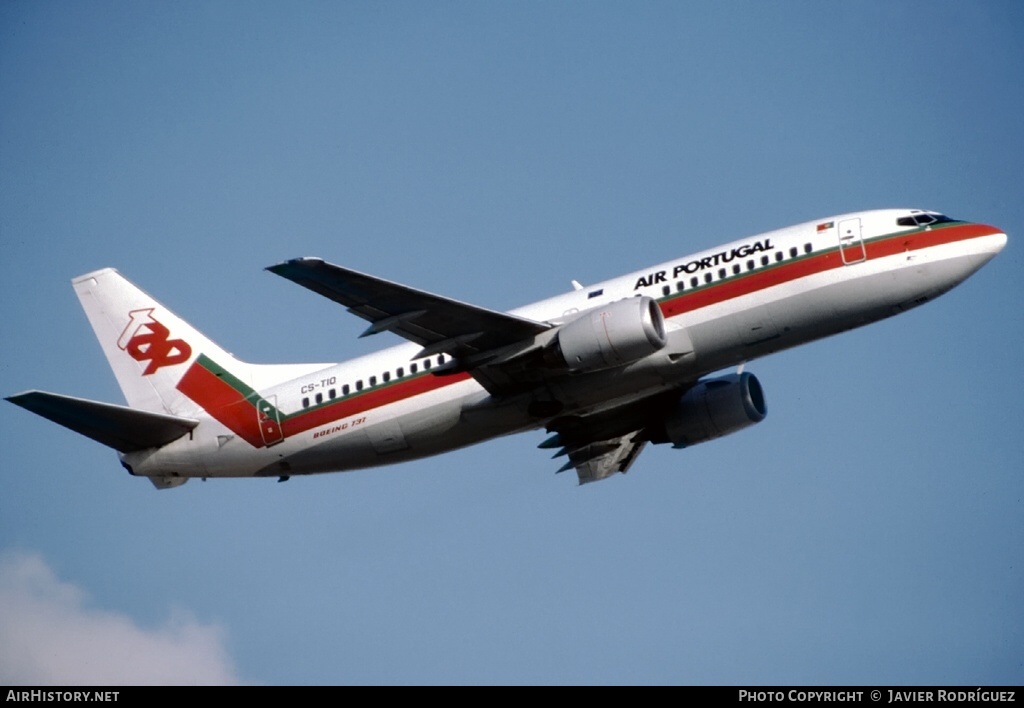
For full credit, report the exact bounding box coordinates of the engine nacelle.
[552,296,667,373]
[661,372,767,448]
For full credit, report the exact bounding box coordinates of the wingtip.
[265,257,324,274]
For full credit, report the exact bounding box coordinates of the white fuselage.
[121,209,1007,481]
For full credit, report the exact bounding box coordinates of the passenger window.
[704,273,712,284]
[761,256,769,266]
[718,268,726,279]
[775,252,784,262]
[662,285,670,296]
[690,277,698,288]
[383,371,391,383]
[804,243,812,254]
[369,376,377,387]
[676,281,685,292]
[438,355,445,365]
[397,367,404,377]
[424,359,431,370]
[302,397,309,408]
[411,363,418,374]
[328,389,336,400]
[789,247,798,258]
[342,384,350,396]
[315,393,323,404]
[732,264,740,275]
[747,260,754,271]
[356,380,363,391]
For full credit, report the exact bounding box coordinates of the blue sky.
[1,1,1022,685]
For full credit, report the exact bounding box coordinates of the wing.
[539,388,688,483]
[267,258,551,362]
[549,433,648,485]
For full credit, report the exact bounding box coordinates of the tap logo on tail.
[118,308,192,375]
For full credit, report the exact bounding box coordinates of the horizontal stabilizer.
[6,390,199,453]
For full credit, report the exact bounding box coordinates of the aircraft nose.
[983,227,1008,259]
[991,230,1008,254]
[968,226,1008,270]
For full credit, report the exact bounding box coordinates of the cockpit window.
[897,213,954,227]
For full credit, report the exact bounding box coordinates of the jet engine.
[658,372,766,448]
[550,296,668,373]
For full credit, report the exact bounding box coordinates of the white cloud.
[0,551,246,685]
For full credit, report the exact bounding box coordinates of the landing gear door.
[255,395,285,447]
[838,217,866,264]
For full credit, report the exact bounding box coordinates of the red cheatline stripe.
[662,222,999,317]
[177,352,473,448]
[179,222,999,447]
[280,371,472,437]
[176,361,266,447]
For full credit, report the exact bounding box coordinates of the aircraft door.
[838,217,866,264]
[255,395,285,447]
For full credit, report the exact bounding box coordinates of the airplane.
[6,209,1007,488]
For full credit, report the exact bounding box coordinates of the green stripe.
[196,354,257,398]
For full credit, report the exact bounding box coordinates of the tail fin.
[73,268,251,416]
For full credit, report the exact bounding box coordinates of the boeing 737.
[6,209,1007,488]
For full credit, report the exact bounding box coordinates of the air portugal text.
[633,239,774,289]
